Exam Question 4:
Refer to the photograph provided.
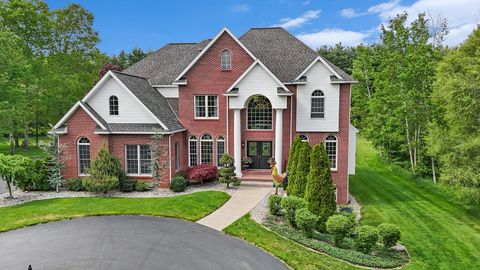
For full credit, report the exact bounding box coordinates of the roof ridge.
[167,42,197,45]
[111,70,148,80]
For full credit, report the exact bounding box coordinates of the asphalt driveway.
[0,216,288,270]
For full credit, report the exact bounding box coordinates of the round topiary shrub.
[295,208,318,237]
[281,196,307,227]
[356,225,379,254]
[377,223,401,249]
[170,176,188,192]
[326,214,354,246]
[268,195,282,216]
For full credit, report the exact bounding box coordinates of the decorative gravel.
[250,189,274,224]
[348,193,362,222]
[0,182,237,208]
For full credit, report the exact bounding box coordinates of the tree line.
[0,0,148,154]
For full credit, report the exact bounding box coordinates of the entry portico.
[225,60,292,177]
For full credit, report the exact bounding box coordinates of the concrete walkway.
[197,181,272,231]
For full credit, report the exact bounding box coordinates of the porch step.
[241,180,274,188]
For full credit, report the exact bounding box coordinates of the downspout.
[290,95,293,147]
[226,97,229,154]
[168,134,172,183]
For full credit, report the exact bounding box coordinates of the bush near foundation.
[170,176,188,192]
[295,208,318,237]
[186,164,219,184]
[268,194,283,216]
[281,196,307,227]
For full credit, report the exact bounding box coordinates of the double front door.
[247,141,272,169]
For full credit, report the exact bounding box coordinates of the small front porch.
[240,169,272,181]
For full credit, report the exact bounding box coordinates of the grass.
[0,191,230,233]
[350,137,480,270]
[224,214,359,270]
[0,136,49,159]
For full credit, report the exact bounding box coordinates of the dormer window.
[220,50,231,70]
[109,95,118,115]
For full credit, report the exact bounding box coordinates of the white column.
[275,109,283,174]
[233,109,242,177]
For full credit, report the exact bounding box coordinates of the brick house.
[51,27,358,204]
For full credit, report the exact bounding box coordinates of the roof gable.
[52,101,108,131]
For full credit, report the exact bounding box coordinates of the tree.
[351,44,375,129]
[0,154,32,199]
[218,153,240,188]
[304,144,336,225]
[317,43,356,74]
[150,132,168,187]
[427,26,480,188]
[289,142,311,197]
[110,47,150,69]
[286,136,302,194]
[40,133,65,192]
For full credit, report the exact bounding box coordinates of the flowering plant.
[242,156,253,164]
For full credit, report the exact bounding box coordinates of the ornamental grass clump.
[326,214,354,246]
[356,225,379,254]
[377,223,401,249]
[281,196,307,227]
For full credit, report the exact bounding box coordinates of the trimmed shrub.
[281,196,307,227]
[289,142,312,197]
[286,136,302,194]
[268,195,283,216]
[326,214,354,246]
[304,143,336,229]
[295,208,318,237]
[218,154,240,188]
[174,170,187,179]
[65,178,85,191]
[120,178,136,192]
[82,175,118,193]
[135,180,155,191]
[170,176,188,192]
[186,164,219,184]
[356,225,379,254]
[15,158,51,191]
[378,223,401,249]
[338,205,357,229]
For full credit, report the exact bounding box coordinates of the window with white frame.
[325,135,337,170]
[247,96,272,130]
[311,90,325,118]
[188,136,198,166]
[200,134,213,164]
[299,134,309,142]
[77,137,90,175]
[195,95,218,118]
[126,145,151,175]
[109,95,119,115]
[220,50,231,70]
[216,136,225,166]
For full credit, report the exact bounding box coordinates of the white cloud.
[232,4,250,13]
[340,8,363,18]
[296,28,371,48]
[273,10,321,29]
[444,23,477,46]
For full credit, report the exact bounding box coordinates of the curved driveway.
[0,216,288,270]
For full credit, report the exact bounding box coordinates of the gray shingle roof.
[111,71,184,132]
[80,101,108,129]
[108,123,166,133]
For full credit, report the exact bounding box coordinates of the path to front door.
[247,141,272,169]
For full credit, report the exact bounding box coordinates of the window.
[299,134,309,142]
[247,96,272,130]
[220,50,231,70]
[200,134,213,164]
[77,137,90,175]
[194,96,218,119]
[126,145,151,175]
[109,96,119,115]
[216,136,225,166]
[174,142,180,170]
[189,136,198,166]
[311,90,325,118]
[325,135,337,170]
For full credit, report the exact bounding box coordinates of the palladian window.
[247,96,272,130]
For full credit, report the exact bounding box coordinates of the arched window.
[247,96,272,130]
[220,50,231,70]
[299,134,309,142]
[311,90,324,118]
[109,95,119,115]
[325,135,337,170]
[200,134,213,164]
[188,136,198,166]
[77,137,90,175]
[216,136,225,166]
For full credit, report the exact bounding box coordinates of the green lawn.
[0,136,49,159]
[0,191,230,233]
[350,138,480,270]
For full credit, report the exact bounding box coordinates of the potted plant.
[242,156,253,169]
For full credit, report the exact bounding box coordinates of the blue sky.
[47,0,480,55]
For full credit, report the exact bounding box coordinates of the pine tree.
[290,142,312,197]
[286,136,302,194]
[304,143,336,223]
[218,153,239,188]
[40,134,65,192]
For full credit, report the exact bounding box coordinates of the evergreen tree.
[40,133,65,192]
[304,144,336,224]
[88,147,124,179]
[218,154,240,188]
[290,142,312,197]
[286,136,302,194]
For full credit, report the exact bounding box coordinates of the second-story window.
[220,50,231,70]
[195,95,218,119]
[311,90,325,118]
[109,95,119,115]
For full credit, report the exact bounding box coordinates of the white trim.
[225,60,291,94]
[82,71,169,131]
[52,101,107,130]
[194,95,219,120]
[295,56,342,81]
[152,84,178,88]
[330,80,358,84]
[94,129,186,135]
[174,27,256,82]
